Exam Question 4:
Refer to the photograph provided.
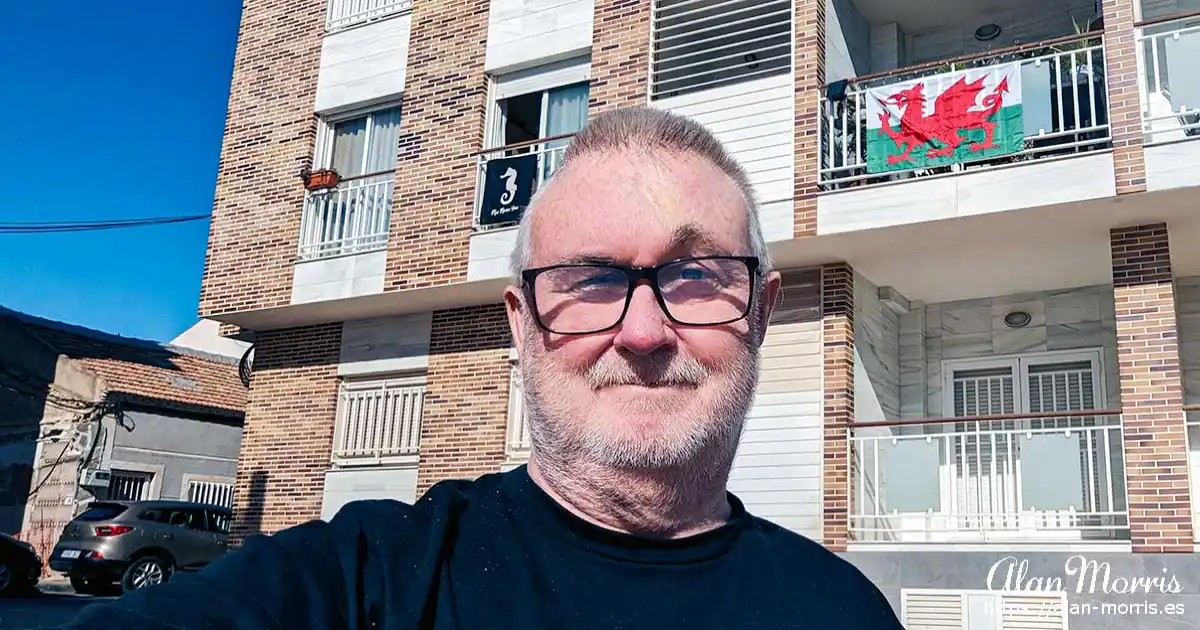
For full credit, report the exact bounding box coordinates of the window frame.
[313,102,404,180]
[331,371,428,468]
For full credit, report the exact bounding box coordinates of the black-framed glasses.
[521,255,762,335]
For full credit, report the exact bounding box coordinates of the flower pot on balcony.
[303,169,341,191]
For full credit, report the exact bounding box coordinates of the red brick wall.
[198,0,326,318]
[230,323,342,543]
[589,0,651,113]
[1101,0,1147,194]
[415,305,513,495]
[821,263,854,550]
[794,0,825,237]
[384,0,491,291]
[1110,223,1193,552]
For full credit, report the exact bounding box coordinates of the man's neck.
[526,456,733,539]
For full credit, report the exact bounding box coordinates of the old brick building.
[202,0,1200,625]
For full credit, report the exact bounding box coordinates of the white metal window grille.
[332,376,425,466]
[187,479,235,509]
[649,0,792,100]
[507,365,532,454]
[326,0,413,32]
[108,470,152,501]
[901,589,1067,630]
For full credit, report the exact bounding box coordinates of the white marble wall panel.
[314,15,412,113]
[1145,142,1200,192]
[900,285,1120,419]
[817,154,1116,236]
[339,312,432,376]
[485,0,594,73]
[854,273,900,423]
[291,251,387,304]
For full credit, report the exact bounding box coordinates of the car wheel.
[120,555,171,593]
[0,562,12,596]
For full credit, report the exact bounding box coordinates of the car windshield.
[74,502,128,522]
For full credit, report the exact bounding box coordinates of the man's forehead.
[525,148,748,265]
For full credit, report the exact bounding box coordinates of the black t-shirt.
[59,466,903,629]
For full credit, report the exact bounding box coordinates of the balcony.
[473,134,572,230]
[297,172,393,262]
[819,33,1111,191]
[325,0,413,32]
[850,410,1129,544]
[1138,13,1200,145]
[331,376,424,466]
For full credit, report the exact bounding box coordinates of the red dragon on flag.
[865,64,1025,173]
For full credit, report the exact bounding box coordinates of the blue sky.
[0,1,242,342]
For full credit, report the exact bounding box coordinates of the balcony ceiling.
[848,0,1076,35]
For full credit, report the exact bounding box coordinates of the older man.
[59,107,903,629]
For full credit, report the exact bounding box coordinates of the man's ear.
[504,284,526,355]
[755,270,782,346]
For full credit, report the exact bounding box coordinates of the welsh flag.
[865,63,1024,173]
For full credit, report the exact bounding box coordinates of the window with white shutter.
[901,589,1068,630]
[649,0,793,100]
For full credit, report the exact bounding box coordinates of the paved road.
[0,587,116,630]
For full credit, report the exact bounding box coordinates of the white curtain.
[543,82,589,179]
[365,107,402,174]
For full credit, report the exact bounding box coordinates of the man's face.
[505,147,782,471]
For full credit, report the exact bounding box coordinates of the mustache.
[585,351,709,388]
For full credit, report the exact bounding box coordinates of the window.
[477,69,590,228]
[187,478,235,509]
[506,363,531,455]
[650,0,792,100]
[74,502,129,522]
[206,509,232,535]
[901,589,1067,629]
[332,374,426,466]
[300,105,401,260]
[107,470,152,501]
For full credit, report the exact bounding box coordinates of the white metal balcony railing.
[325,0,413,32]
[474,135,571,230]
[819,33,1111,190]
[850,410,1129,544]
[1138,14,1200,144]
[331,378,424,466]
[297,172,393,261]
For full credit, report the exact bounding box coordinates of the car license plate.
[61,549,81,559]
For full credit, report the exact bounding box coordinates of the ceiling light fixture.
[975,24,1002,41]
[1004,311,1032,328]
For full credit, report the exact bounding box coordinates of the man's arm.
[54,495,454,630]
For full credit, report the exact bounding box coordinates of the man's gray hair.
[508,106,773,280]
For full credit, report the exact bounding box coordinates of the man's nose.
[612,283,673,355]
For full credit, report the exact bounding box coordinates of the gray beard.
[518,319,762,475]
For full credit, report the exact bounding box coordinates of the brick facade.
[230,323,342,543]
[1101,0,1148,194]
[198,0,326,318]
[414,305,513,495]
[589,0,651,113]
[821,263,854,550]
[793,0,824,237]
[1110,223,1193,552]
[384,0,491,291]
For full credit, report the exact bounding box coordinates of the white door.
[942,350,1108,539]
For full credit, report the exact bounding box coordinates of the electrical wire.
[0,214,209,234]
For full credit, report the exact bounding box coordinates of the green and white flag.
[865,63,1024,173]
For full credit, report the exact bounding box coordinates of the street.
[0,584,115,630]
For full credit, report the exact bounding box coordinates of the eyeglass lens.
[531,258,753,333]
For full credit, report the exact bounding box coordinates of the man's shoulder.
[744,515,880,587]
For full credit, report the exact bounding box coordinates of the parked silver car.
[49,499,232,594]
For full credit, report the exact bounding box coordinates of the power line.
[0,214,210,234]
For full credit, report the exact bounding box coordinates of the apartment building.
[199,0,1200,626]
